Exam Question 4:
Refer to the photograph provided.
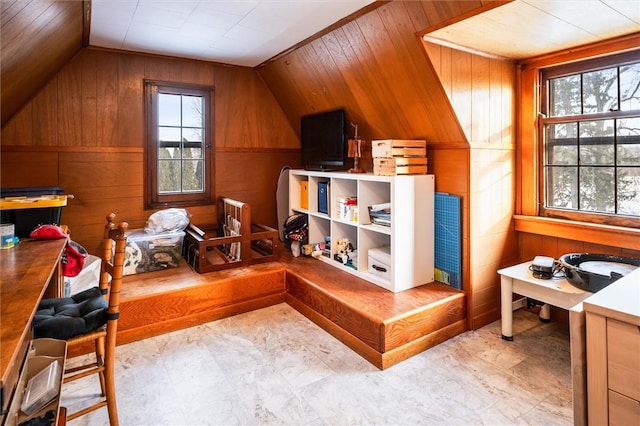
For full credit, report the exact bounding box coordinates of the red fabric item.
[63,242,85,277]
[30,224,86,277]
[29,224,67,240]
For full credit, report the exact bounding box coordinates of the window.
[540,51,640,225]
[145,81,213,208]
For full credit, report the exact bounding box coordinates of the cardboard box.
[373,157,428,176]
[123,229,185,275]
[368,246,391,281]
[372,139,426,158]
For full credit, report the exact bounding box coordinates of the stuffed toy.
[334,237,353,265]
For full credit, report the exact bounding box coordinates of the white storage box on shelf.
[368,246,391,281]
[123,229,185,275]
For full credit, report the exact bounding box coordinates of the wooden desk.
[0,238,66,417]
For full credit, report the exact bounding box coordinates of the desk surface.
[0,238,66,389]
[499,261,589,295]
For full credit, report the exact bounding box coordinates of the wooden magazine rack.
[183,198,279,273]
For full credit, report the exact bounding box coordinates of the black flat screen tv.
[301,109,347,170]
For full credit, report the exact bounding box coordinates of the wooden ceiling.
[1,0,84,127]
[2,1,638,128]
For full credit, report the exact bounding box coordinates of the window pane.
[181,160,203,192]
[579,120,614,165]
[546,166,578,209]
[545,123,577,165]
[583,68,617,113]
[617,118,640,166]
[620,62,640,111]
[550,75,580,117]
[579,167,615,213]
[618,167,640,215]
[158,160,181,193]
[158,146,180,159]
[182,95,203,128]
[159,126,181,142]
[158,94,181,126]
[183,146,202,159]
[183,128,202,143]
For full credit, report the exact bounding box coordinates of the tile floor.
[63,304,573,425]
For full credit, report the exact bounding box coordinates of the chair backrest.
[99,213,128,337]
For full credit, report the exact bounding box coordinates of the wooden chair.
[63,213,128,425]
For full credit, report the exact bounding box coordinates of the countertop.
[582,266,640,325]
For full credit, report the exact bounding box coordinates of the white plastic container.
[368,246,391,281]
[123,229,185,275]
[20,360,61,416]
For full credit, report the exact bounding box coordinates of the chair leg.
[95,335,107,396]
[104,344,119,426]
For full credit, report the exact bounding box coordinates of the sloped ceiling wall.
[1,0,84,127]
[257,1,499,145]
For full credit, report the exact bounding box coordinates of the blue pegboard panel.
[434,192,462,289]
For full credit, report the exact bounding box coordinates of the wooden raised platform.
[71,252,467,369]
[282,255,466,369]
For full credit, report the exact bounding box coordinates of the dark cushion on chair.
[33,287,108,340]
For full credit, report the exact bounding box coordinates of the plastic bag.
[144,208,191,234]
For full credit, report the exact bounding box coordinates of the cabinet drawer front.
[608,318,640,401]
[609,390,640,425]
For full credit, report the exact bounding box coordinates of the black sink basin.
[559,253,640,293]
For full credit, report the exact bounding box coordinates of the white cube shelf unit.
[288,169,434,292]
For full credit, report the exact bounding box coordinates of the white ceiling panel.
[90,0,376,67]
[90,0,639,67]
[426,0,639,60]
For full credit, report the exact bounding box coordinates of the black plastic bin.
[0,187,65,237]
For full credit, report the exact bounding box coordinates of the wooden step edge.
[285,270,382,323]
[285,294,385,369]
[383,290,466,325]
[380,319,468,370]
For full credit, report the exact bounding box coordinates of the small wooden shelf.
[183,198,279,273]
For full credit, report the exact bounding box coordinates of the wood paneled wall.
[1,0,527,331]
[1,0,83,127]
[1,48,299,253]
[258,0,514,329]
[424,40,517,329]
[257,1,484,144]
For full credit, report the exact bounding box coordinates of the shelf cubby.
[289,169,434,292]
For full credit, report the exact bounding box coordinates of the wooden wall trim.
[514,215,640,251]
[215,147,299,154]
[1,145,143,153]
[519,32,640,69]
[0,145,299,154]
